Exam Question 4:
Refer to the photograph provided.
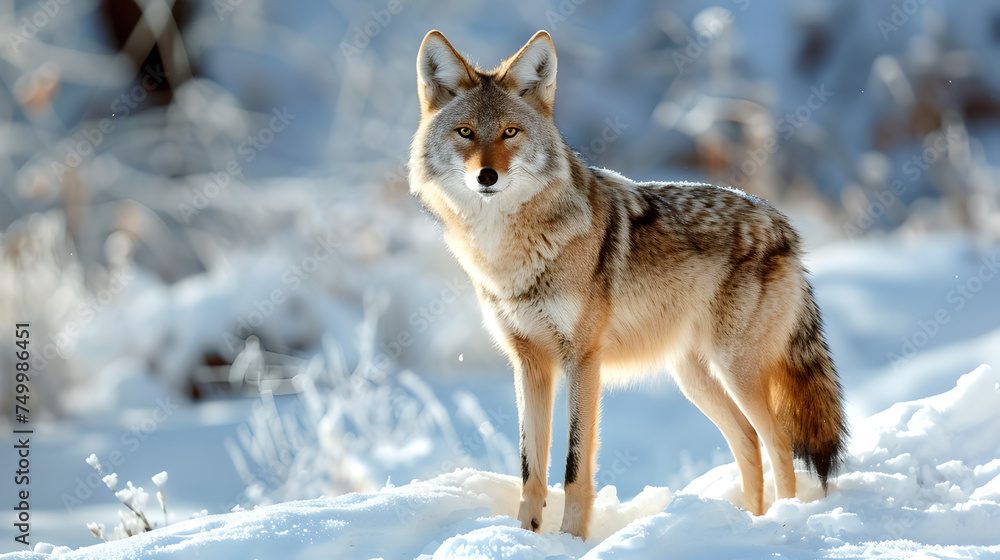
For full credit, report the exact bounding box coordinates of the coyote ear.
[416,30,477,114]
[500,31,557,117]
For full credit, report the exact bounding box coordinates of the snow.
[5,365,997,559]
[151,472,167,488]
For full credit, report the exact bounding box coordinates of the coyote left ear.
[500,31,558,117]
[417,30,478,114]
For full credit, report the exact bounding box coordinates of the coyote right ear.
[416,31,477,114]
[499,31,557,117]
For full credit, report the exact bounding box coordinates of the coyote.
[408,30,846,540]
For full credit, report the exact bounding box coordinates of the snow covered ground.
[6,364,999,559]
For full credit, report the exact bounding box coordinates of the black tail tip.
[795,438,845,495]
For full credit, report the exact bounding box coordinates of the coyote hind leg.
[672,352,765,515]
[716,357,797,505]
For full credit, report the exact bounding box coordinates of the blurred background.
[2,0,1000,550]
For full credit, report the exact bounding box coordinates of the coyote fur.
[408,30,847,540]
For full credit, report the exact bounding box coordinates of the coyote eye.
[503,127,519,138]
[456,126,474,138]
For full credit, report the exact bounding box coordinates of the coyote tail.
[773,282,847,491]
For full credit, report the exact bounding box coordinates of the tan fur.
[463,134,517,176]
[409,30,847,540]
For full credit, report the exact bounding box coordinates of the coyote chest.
[448,221,581,341]
[446,191,591,302]
[482,284,582,342]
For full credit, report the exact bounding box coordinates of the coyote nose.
[477,167,499,187]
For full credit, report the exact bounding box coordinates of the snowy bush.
[226,293,517,505]
[84,454,170,541]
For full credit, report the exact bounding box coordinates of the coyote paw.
[517,497,544,533]
[560,500,589,540]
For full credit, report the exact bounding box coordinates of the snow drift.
[11,364,1000,559]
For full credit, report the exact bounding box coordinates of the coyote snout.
[459,125,521,197]
[476,167,498,187]
[468,166,502,196]
[408,29,847,541]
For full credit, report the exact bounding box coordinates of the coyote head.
[409,31,567,214]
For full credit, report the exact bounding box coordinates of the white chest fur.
[479,289,582,344]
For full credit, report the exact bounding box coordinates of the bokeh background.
[2,0,999,550]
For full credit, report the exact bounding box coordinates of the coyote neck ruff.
[408,30,847,541]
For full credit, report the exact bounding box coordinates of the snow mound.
[18,366,1000,559]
